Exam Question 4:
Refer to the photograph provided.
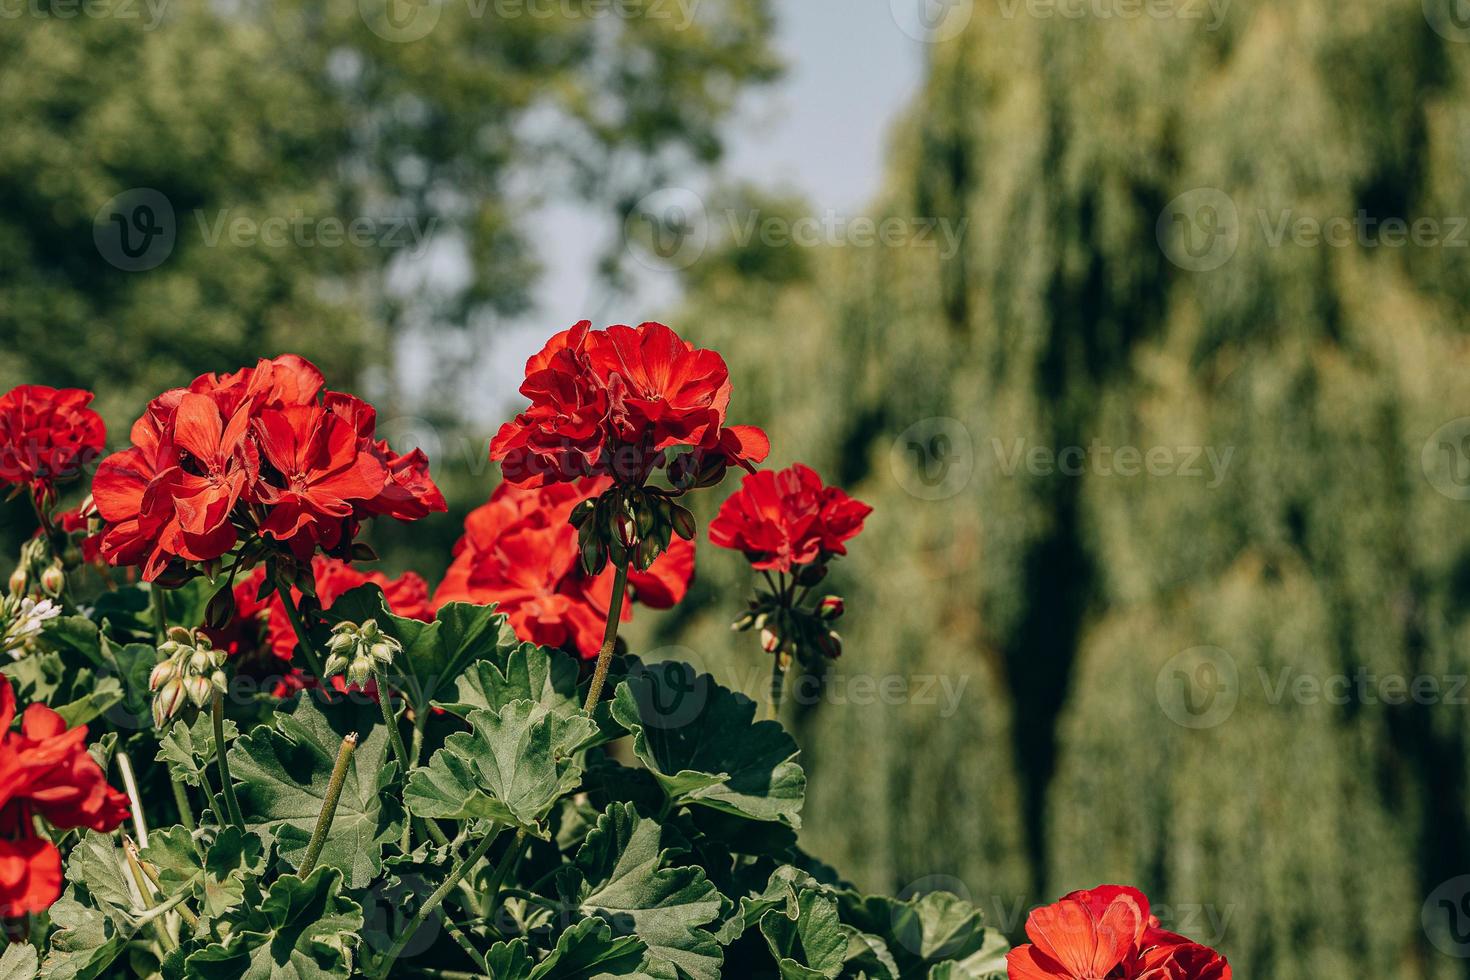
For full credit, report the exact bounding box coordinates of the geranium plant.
[0,327,1231,979]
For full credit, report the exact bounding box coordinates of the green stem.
[440,912,487,972]
[582,561,631,712]
[299,732,358,878]
[484,828,526,913]
[169,777,202,857]
[376,828,501,978]
[371,666,410,775]
[212,691,245,833]
[150,585,167,643]
[127,836,200,933]
[273,576,326,679]
[121,837,177,952]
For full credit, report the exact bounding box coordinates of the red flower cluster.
[0,386,106,502]
[490,321,769,488]
[434,478,694,658]
[1007,886,1231,980]
[708,463,872,573]
[0,676,128,918]
[92,356,445,581]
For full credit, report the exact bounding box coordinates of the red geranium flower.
[491,321,768,487]
[93,356,446,580]
[708,463,872,573]
[0,386,106,502]
[1007,886,1231,980]
[0,676,129,918]
[434,477,694,658]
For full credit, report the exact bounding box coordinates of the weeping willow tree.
[659,2,1470,976]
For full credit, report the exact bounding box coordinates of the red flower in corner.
[0,386,106,502]
[0,676,129,918]
[1007,885,1231,980]
[708,463,872,573]
[491,321,768,488]
[433,477,694,658]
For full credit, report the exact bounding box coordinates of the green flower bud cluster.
[731,588,846,669]
[324,619,401,688]
[7,537,64,601]
[150,627,229,727]
[572,485,695,575]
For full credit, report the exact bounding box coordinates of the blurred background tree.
[652,2,1470,978]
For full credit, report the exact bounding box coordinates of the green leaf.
[434,643,583,721]
[531,917,654,979]
[559,802,725,980]
[63,831,137,914]
[715,865,821,944]
[40,891,129,980]
[929,929,1010,980]
[404,699,597,836]
[760,889,850,979]
[323,586,514,713]
[229,693,401,888]
[0,941,38,980]
[611,661,805,828]
[49,676,124,728]
[183,868,362,980]
[833,889,993,976]
[156,713,239,788]
[141,825,265,918]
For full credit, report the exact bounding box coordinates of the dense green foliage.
[664,3,1470,977]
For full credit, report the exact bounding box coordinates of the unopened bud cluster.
[572,486,696,575]
[732,588,846,670]
[324,619,400,688]
[150,627,228,727]
[8,538,65,602]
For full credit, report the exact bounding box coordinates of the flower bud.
[324,653,349,678]
[817,595,844,621]
[7,569,26,598]
[189,650,214,675]
[760,627,780,654]
[43,562,67,599]
[569,498,596,528]
[149,658,179,691]
[186,674,214,708]
[822,630,843,659]
[153,679,186,728]
[669,503,697,542]
[730,610,757,632]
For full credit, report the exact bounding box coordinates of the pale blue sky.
[433,0,930,424]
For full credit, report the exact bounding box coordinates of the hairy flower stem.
[582,561,631,712]
[125,835,200,932]
[370,666,410,776]
[273,575,327,679]
[115,751,149,849]
[376,828,502,978]
[212,691,246,833]
[121,836,177,952]
[299,732,358,878]
[485,828,527,912]
[169,776,204,859]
